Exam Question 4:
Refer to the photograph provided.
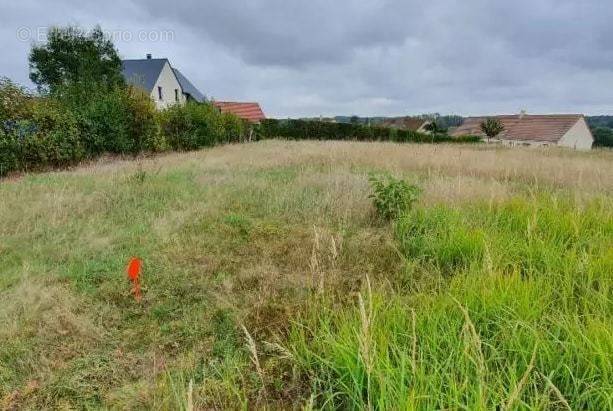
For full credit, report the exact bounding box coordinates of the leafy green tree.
[480,118,505,142]
[29,25,124,93]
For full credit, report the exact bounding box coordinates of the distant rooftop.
[213,101,266,123]
[451,114,587,143]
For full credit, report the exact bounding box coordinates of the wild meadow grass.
[288,196,612,410]
[0,141,611,409]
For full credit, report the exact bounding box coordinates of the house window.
[175,89,179,102]
[158,86,163,100]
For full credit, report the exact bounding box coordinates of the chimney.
[146,53,152,60]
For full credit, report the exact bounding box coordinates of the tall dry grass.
[0,140,611,409]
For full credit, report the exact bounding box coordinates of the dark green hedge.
[158,101,248,151]
[0,78,250,176]
[256,119,481,144]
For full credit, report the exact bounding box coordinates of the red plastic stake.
[126,257,143,302]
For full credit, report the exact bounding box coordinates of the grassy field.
[0,140,612,410]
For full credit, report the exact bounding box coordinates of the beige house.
[451,114,594,149]
[121,54,205,110]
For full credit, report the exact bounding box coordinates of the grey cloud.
[0,0,612,117]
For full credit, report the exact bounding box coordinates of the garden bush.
[1,79,35,175]
[1,94,86,175]
[58,84,162,155]
[220,112,247,144]
[20,99,85,169]
[0,77,33,122]
[124,87,165,153]
[0,128,22,176]
[158,101,246,150]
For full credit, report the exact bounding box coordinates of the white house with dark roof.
[450,113,594,150]
[121,54,205,109]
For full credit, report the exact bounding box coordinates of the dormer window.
[158,86,163,100]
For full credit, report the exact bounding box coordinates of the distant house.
[213,101,266,124]
[121,54,205,109]
[450,114,594,149]
[380,117,431,132]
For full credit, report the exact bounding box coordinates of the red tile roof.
[213,101,266,123]
[450,114,585,143]
[380,117,429,131]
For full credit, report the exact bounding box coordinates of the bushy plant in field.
[369,174,421,220]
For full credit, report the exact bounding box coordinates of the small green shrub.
[369,174,421,220]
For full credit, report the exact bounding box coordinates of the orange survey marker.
[126,257,143,302]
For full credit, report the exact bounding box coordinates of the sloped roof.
[380,117,429,131]
[121,58,168,92]
[121,59,205,102]
[172,68,206,102]
[450,114,585,143]
[213,101,266,123]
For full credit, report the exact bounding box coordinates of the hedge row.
[0,79,250,176]
[1,78,480,177]
[256,118,481,144]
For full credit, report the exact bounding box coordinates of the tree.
[29,25,124,93]
[480,117,505,142]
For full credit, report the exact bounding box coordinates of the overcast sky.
[2,1,612,117]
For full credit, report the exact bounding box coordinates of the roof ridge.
[121,58,169,61]
[214,101,260,104]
